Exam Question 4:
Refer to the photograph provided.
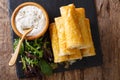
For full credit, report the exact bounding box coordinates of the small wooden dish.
[11,2,49,40]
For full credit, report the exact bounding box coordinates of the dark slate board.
[8,0,103,78]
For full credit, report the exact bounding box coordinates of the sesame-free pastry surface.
[49,23,82,63]
[54,17,82,56]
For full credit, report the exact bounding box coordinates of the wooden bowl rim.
[11,2,49,40]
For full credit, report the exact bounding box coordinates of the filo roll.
[49,23,82,63]
[55,17,82,57]
[81,19,96,57]
[60,4,84,49]
[49,23,68,63]
[76,8,91,48]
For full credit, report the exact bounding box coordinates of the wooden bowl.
[11,2,49,40]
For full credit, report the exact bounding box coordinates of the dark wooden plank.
[91,0,119,80]
[84,67,102,80]
[0,0,18,80]
[43,72,65,80]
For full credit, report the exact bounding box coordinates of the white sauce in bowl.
[15,5,46,36]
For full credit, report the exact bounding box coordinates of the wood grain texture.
[0,0,18,80]
[95,0,120,80]
[0,0,120,80]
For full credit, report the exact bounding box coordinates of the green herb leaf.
[25,40,43,58]
[39,59,53,75]
[21,56,27,70]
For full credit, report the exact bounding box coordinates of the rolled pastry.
[81,19,96,57]
[76,8,91,48]
[49,23,68,63]
[55,17,82,57]
[60,4,84,49]
[49,23,82,62]
[68,52,82,60]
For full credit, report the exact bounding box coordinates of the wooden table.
[0,0,120,80]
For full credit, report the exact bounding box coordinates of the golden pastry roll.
[49,23,82,62]
[68,52,82,60]
[60,4,75,17]
[49,23,68,63]
[60,4,84,49]
[76,8,91,48]
[81,19,96,57]
[55,17,82,56]
[76,8,86,18]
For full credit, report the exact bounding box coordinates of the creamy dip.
[15,5,46,36]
